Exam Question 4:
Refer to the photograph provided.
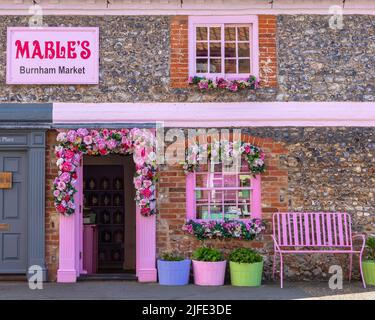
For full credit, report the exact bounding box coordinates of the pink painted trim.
[57,164,83,283]
[136,206,157,282]
[1,1,374,15]
[53,102,375,127]
[251,175,261,219]
[186,173,196,220]
[59,163,157,283]
[188,16,259,80]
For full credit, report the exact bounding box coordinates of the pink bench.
[272,212,366,288]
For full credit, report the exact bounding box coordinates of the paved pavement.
[0,281,374,300]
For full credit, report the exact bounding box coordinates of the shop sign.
[6,27,99,84]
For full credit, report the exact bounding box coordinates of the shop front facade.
[0,0,374,282]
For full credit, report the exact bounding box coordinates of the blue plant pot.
[157,259,191,286]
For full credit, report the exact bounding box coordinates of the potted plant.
[157,252,191,286]
[363,236,375,286]
[192,247,226,286]
[229,248,263,287]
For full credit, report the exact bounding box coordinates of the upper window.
[188,16,259,80]
[186,161,261,221]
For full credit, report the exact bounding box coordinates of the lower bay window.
[186,162,261,221]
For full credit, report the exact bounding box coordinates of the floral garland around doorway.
[53,128,157,217]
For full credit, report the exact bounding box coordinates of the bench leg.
[272,253,277,279]
[280,253,284,289]
[359,251,366,289]
[348,253,353,283]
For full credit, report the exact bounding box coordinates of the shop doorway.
[82,155,136,276]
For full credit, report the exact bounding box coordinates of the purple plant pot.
[157,259,191,286]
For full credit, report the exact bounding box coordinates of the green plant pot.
[363,260,375,286]
[229,261,263,287]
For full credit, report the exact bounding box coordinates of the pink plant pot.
[192,260,227,286]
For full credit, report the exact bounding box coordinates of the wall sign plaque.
[7,27,99,84]
[0,224,10,231]
[0,172,12,189]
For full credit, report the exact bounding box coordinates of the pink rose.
[64,150,75,160]
[77,128,89,137]
[143,180,152,188]
[244,145,251,154]
[83,135,93,145]
[57,181,66,191]
[141,188,152,198]
[56,204,66,213]
[140,207,151,216]
[61,162,72,172]
[53,190,60,197]
[134,178,142,189]
[59,172,71,183]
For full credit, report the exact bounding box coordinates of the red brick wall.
[170,16,189,88]
[258,15,278,88]
[169,15,278,89]
[156,134,288,277]
[45,130,59,281]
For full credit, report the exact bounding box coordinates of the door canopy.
[53,128,157,217]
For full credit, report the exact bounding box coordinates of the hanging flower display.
[189,75,259,92]
[53,128,157,217]
[182,140,266,174]
[182,219,265,241]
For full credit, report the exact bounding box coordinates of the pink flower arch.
[53,128,157,217]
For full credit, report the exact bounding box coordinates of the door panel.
[0,152,27,273]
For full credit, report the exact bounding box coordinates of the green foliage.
[160,252,185,261]
[192,247,224,262]
[229,248,263,264]
[366,237,375,260]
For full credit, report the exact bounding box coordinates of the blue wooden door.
[0,152,27,273]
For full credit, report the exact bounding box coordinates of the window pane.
[196,27,207,41]
[239,174,251,187]
[238,59,250,73]
[225,43,236,58]
[209,43,221,57]
[196,59,208,73]
[196,42,208,57]
[197,205,209,219]
[225,27,236,41]
[223,175,237,187]
[224,205,241,219]
[210,59,221,73]
[238,43,250,57]
[225,59,236,73]
[237,26,249,41]
[209,27,221,40]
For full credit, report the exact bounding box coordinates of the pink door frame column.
[57,163,157,283]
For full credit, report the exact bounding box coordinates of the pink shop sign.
[6,27,99,84]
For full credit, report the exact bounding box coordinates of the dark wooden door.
[0,151,27,273]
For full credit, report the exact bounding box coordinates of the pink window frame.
[186,171,261,221]
[188,15,259,80]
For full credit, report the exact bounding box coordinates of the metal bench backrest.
[272,212,353,248]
